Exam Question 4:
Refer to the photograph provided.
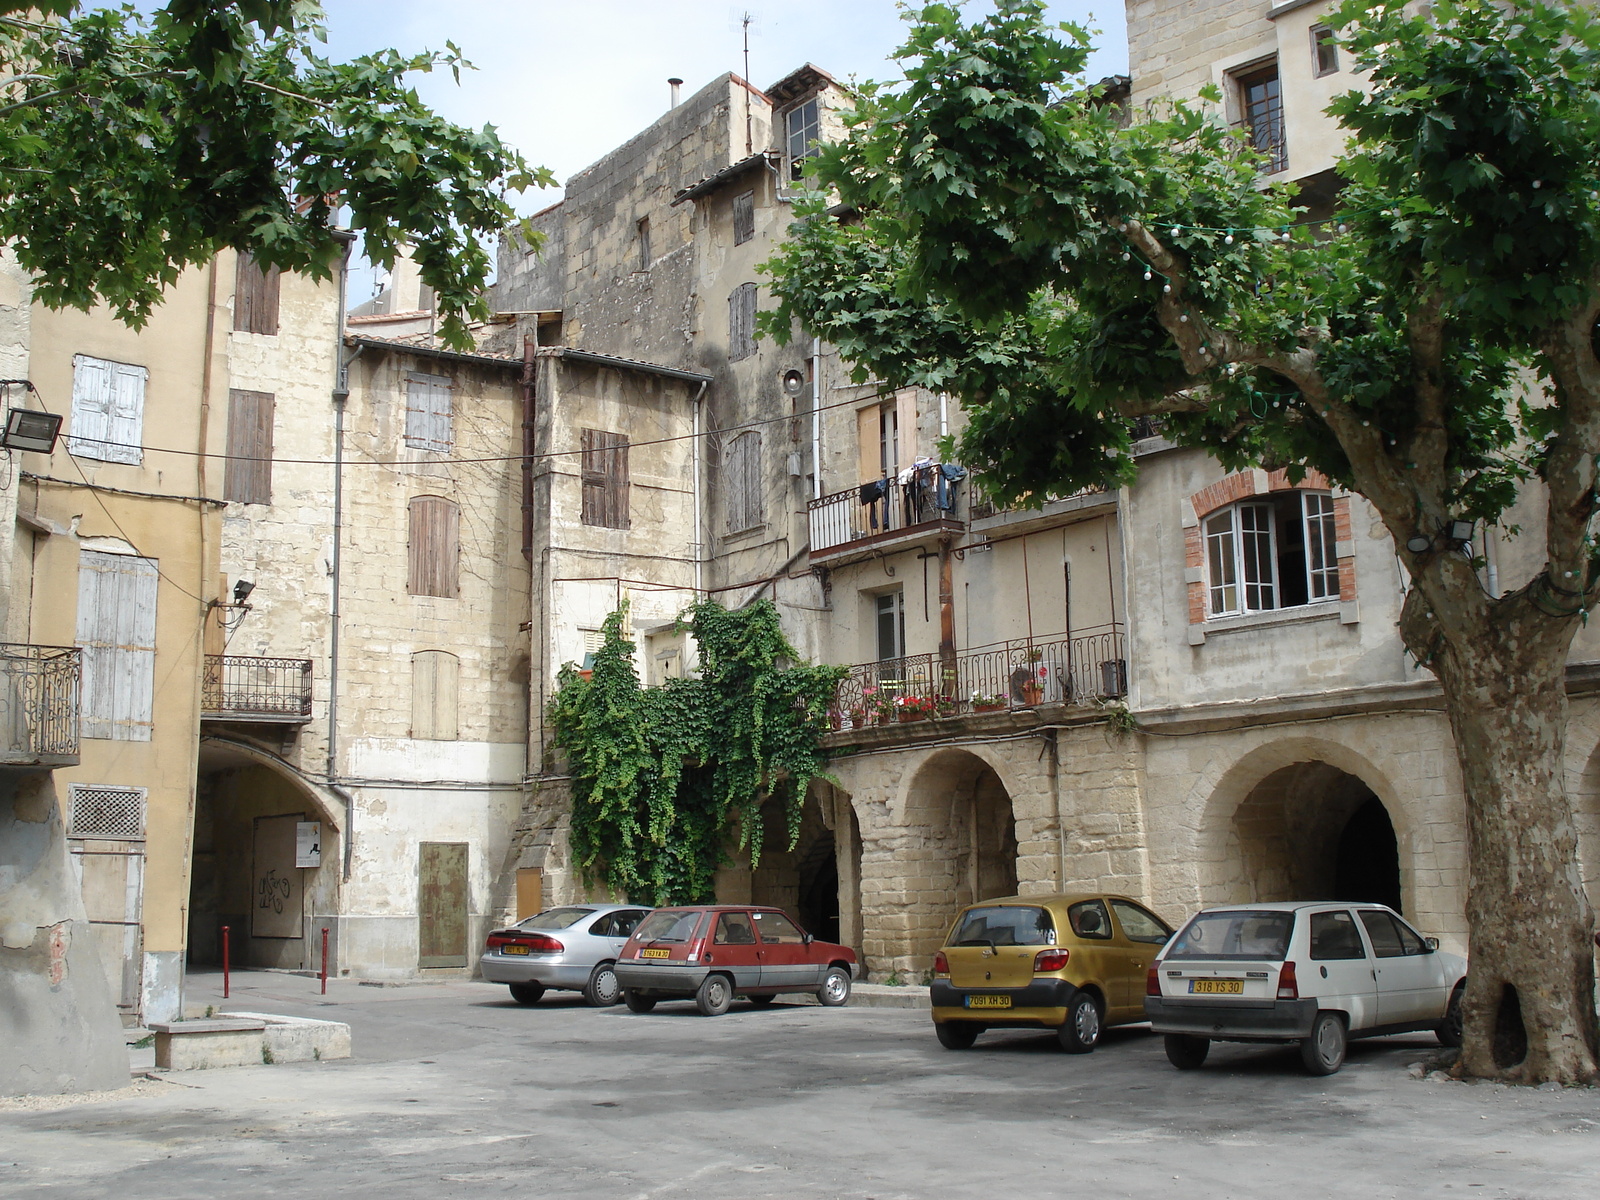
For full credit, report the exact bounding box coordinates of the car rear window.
[1165,910,1294,961]
[518,907,595,931]
[633,910,703,943]
[950,906,1056,948]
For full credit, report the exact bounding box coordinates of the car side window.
[588,913,617,937]
[751,911,806,944]
[1067,899,1113,940]
[1310,910,1368,960]
[1359,910,1426,957]
[714,912,757,945]
[1110,900,1172,945]
[613,909,647,938]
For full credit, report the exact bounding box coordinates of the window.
[785,97,821,180]
[1358,910,1428,958]
[725,430,763,533]
[751,911,806,944]
[714,912,757,945]
[405,373,453,454]
[950,906,1055,947]
[408,496,459,597]
[633,910,704,943]
[1309,910,1368,960]
[223,388,274,504]
[728,282,758,361]
[1236,61,1286,173]
[1312,26,1339,77]
[1110,899,1173,945]
[1068,899,1113,940]
[875,591,904,662]
[234,254,280,335]
[411,650,460,740]
[1204,491,1338,618]
[879,404,899,477]
[69,355,146,465]
[1166,910,1294,960]
[580,429,630,528]
[732,190,756,245]
[76,551,157,741]
[636,216,651,270]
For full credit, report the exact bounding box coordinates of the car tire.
[622,990,657,1013]
[1300,1011,1347,1076]
[746,993,777,1007]
[816,967,852,1008]
[936,1022,980,1050]
[1435,985,1464,1048]
[696,974,733,1016]
[1164,1034,1210,1070]
[583,962,621,1007]
[1057,991,1102,1054]
[508,982,545,1006]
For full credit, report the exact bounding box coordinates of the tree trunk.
[1429,636,1600,1084]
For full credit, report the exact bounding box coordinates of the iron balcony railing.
[828,625,1126,729]
[0,643,81,764]
[808,466,966,555]
[202,655,313,721]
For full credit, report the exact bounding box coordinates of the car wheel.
[1164,1034,1210,1070]
[695,974,733,1016]
[1436,985,1464,1048]
[746,993,777,1007]
[1300,1011,1347,1075]
[1057,991,1102,1054]
[936,1022,980,1050]
[622,990,657,1013]
[816,967,852,1007]
[508,982,545,1006]
[583,962,621,1007]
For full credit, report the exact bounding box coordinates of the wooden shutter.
[728,283,757,361]
[70,355,144,465]
[405,374,453,453]
[234,254,281,335]
[76,551,158,741]
[408,496,460,597]
[223,388,274,504]
[581,429,629,529]
[895,388,919,469]
[727,431,762,532]
[733,190,756,245]
[411,650,460,740]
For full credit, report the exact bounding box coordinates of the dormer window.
[785,96,821,180]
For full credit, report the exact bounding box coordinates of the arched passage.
[749,784,862,949]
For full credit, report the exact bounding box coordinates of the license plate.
[966,994,1011,1009]
[501,945,529,956]
[640,948,671,959]
[1189,979,1244,995]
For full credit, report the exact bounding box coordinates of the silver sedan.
[482,903,652,1006]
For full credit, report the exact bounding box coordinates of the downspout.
[330,238,358,881]
[810,338,822,500]
[520,332,538,562]
[692,380,707,597]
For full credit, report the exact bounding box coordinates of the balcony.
[202,655,313,724]
[827,625,1126,731]
[0,644,81,767]
[809,467,966,566]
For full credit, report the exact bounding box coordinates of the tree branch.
[1537,262,1600,589]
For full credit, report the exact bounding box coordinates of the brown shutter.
[223,388,274,504]
[729,283,757,361]
[234,255,281,335]
[733,191,755,245]
[581,430,630,529]
[408,496,460,597]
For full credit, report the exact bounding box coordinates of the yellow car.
[930,893,1175,1052]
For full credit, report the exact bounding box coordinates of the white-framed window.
[1312,26,1339,77]
[785,97,821,180]
[405,373,453,454]
[875,590,905,661]
[1204,491,1339,618]
[69,355,147,465]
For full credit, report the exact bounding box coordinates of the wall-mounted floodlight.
[1446,519,1475,547]
[1405,533,1434,555]
[233,579,256,605]
[2,408,62,454]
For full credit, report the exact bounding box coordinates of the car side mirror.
[803,932,814,945]
[1425,937,1440,951]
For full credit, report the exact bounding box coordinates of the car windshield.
[950,905,1056,947]
[633,910,703,943]
[518,907,594,931]
[1165,910,1294,961]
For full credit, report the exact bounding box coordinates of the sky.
[313,1,1130,302]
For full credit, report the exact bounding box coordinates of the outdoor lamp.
[1447,519,1475,547]
[233,579,256,605]
[2,408,62,454]
[1405,533,1434,555]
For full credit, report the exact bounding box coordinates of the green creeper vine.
[551,599,846,906]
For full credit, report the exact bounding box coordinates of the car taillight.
[1033,948,1070,972]
[485,932,563,953]
[1146,965,1161,997]
[933,951,949,976]
[1277,961,1299,1000]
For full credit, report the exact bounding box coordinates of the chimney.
[668,77,683,109]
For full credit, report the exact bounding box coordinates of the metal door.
[419,842,468,967]
[71,839,145,1011]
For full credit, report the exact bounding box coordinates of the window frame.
[1234,60,1287,174]
[636,215,651,271]
[1204,491,1339,619]
[874,590,905,662]
[1311,25,1339,77]
[784,96,821,180]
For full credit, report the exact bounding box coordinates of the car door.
[1357,909,1443,1026]
[1064,898,1118,1007]
[590,908,650,961]
[751,910,815,990]
[1109,899,1173,1017]
[1307,909,1378,1031]
[709,911,763,990]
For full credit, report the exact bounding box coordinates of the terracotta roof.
[671,150,781,206]
[539,346,713,385]
[346,310,434,326]
[344,332,520,367]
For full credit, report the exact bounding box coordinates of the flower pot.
[972,702,1006,714]
[1020,684,1042,706]
[898,710,928,723]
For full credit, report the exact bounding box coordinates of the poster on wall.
[295,821,321,868]
[252,813,304,939]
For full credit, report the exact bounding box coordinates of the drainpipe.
[810,338,823,500]
[520,332,538,562]
[330,237,358,881]
[691,380,707,596]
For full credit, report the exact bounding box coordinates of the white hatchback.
[1143,902,1467,1075]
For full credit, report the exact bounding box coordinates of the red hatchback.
[614,905,858,1015]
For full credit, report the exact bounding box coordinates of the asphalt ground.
[2,969,1597,1199]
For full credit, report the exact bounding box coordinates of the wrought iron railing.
[0,644,81,761]
[966,478,1109,522]
[808,467,966,554]
[202,655,313,719]
[827,626,1126,729]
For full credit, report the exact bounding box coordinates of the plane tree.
[762,0,1600,1083]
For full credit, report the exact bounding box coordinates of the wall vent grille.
[68,784,147,840]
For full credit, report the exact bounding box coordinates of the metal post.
[221,925,230,1000]
[320,927,329,995]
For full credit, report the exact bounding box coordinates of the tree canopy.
[0,1,549,347]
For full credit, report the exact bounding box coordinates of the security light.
[2,408,61,454]
[1405,533,1434,555]
[1447,519,1475,547]
[233,579,256,605]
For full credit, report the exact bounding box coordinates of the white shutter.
[107,363,146,464]
[76,551,158,741]
[69,356,144,464]
[406,374,453,453]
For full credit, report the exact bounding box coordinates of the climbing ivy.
[551,599,845,906]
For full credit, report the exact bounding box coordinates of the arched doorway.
[749,785,861,948]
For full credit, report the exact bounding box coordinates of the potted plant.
[895,695,937,722]
[934,696,959,718]
[970,692,1007,714]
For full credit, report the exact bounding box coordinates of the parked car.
[1144,901,1468,1075]
[482,903,652,1006]
[615,905,858,1015]
[930,892,1176,1052]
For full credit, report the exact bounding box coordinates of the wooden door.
[419,842,469,967]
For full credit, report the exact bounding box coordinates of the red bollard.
[221,924,231,1000]
[320,927,329,995]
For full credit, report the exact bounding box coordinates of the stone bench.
[148,1013,351,1070]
